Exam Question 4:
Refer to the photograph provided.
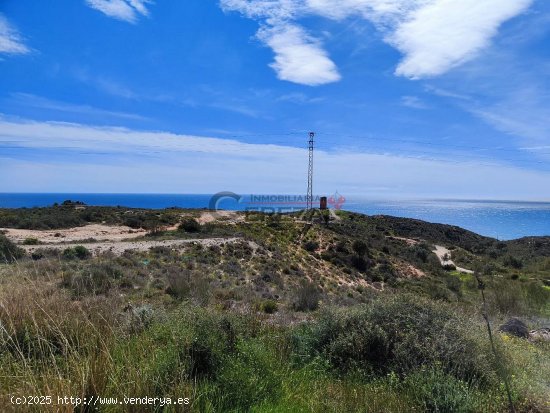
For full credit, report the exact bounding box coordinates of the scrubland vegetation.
[0,206,549,412]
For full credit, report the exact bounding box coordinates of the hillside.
[0,205,549,412]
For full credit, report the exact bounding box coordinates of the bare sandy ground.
[2,224,147,244]
[433,245,474,274]
[386,236,420,246]
[21,237,246,256]
[1,210,254,257]
[197,210,244,224]
[1,211,246,245]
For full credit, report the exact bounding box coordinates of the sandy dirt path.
[20,237,246,256]
[433,245,474,274]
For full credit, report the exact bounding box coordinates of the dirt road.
[433,245,474,274]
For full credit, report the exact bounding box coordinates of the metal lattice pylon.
[306,132,314,211]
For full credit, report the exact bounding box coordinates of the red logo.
[328,191,346,210]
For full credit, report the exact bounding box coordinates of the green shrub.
[402,368,479,413]
[165,269,192,299]
[292,282,320,312]
[442,263,457,271]
[216,340,283,411]
[0,234,24,263]
[60,262,121,296]
[408,244,432,264]
[292,295,495,385]
[62,245,90,260]
[178,218,201,233]
[352,240,368,256]
[302,240,319,252]
[143,219,164,235]
[260,299,278,314]
[351,255,368,272]
[165,269,212,305]
[489,281,524,315]
[503,255,523,269]
[524,282,550,314]
[22,237,40,245]
[31,251,45,261]
[124,304,154,334]
[443,273,462,296]
[375,262,396,282]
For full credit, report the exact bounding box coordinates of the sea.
[1,193,550,241]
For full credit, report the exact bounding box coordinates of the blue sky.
[0,0,549,199]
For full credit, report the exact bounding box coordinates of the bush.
[22,237,40,245]
[143,219,164,235]
[61,262,121,296]
[292,295,495,385]
[503,255,523,269]
[402,368,479,413]
[292,282,320,312]
[351,255,368,272]
[0,234,24,263]
[178,218,201,233]
[123,216,144,229]
[216,340,282,411]
[124,304,154,334]
[62,245,91,260]
[302,240,319,252]
[165,269,211,305]
[489,281,523,315]
[408,244,432,264]
[352,240,368,256]
[165,269,193,299]
[259,299,278,314]
[376,262,396,281]
[443,273,462,296]
[185,314,240,380]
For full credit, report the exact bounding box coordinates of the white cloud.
[305,0,425,22]
[221,0,340,86]
[85,0,152,23]
[0,14,30,55]
[257,23,341,85]
[1,117,549,199]
[222,0,533,83]
[389,0,534,78]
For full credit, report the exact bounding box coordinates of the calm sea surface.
[1,193,549,240]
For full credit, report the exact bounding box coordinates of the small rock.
[529,328,550,342]
[498,318,529,339]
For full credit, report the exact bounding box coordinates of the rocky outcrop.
[498,318,529,338]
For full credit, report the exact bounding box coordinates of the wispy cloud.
[1,117,549,199]
[0,14,30,55]
[222,0,533,84]
[276,92,324,104]
[9,93,148,121]
[401,96,429,110]
[85,0,152,23]
[472,97,550,144]
[423,19,550,150]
